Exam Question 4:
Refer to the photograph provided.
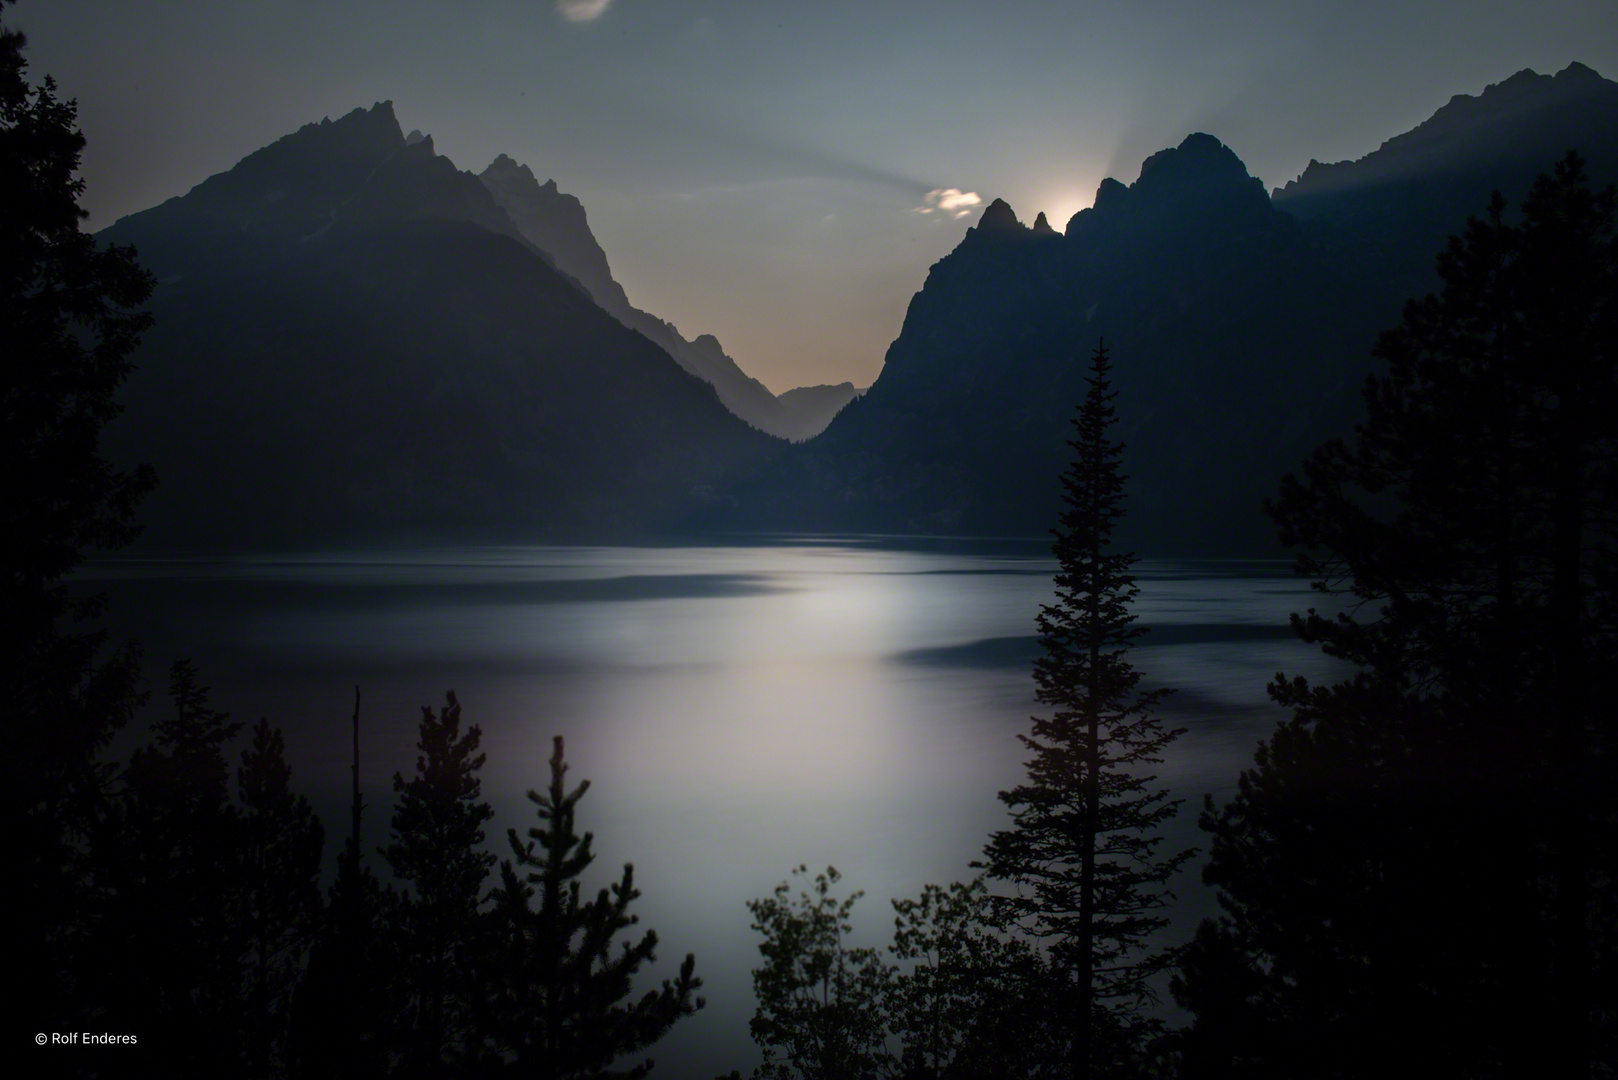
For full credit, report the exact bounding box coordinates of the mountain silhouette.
[712,133,1364,552]
[1274,62,1618,299]
[713,64,1618,552]
[478,154,856,441]
[100,103,780,547]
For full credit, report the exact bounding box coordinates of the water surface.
[91,539,1342,1077]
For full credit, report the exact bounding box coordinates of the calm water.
[88,538,1343,1077]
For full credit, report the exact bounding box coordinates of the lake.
[88,537,1345,1077]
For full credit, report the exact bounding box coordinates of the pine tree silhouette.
[480,736,702,1079]
[2,4,156,1037]
[238,716,324,1080]
[292,688,395,1079]
[384,691,496,1077]
[1176,153,1618,1077]
[982,341,1191,1078]
[118,662,246,1074]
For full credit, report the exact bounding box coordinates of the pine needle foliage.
[483,736,702,1079]
[238,716,324,1079]
[982,341,1192,1077]
[4,9,156,1037]
[1176,152,1618,1079]
[384,690,496,1075]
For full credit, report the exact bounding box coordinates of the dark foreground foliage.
[4,0,157,1059]
[12,3,1616,1074]
[981,341,1191,1076]
[1174,155,1618,1078]
[745,344,1186,1080]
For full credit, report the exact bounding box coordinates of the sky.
[17,0,1618,394]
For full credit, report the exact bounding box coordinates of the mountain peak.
[315,101,404,146]
[1032,211,1056,235]
[485,153,538,185]
[479,155,633,318]
[1136,133,1252,190]
[1274,62,1617,205]
[481,155,565,199]
[139,99,406,234]
[1557,60,1602,84]
[1117,132,1270,229]
[976,198,1021,231]
[1093,176,1129,212]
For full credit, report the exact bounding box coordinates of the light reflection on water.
[88,541,1347,1078]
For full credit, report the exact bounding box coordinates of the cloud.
[914,188,983,219]
[556,0,612,22]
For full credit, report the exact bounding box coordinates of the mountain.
[777,382,863,428]
[1274,62,1618,299]
[100,102,780,548]
[713,134,1372,552]
[714,64,1618,553]
[477,154,850,441]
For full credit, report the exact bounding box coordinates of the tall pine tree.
[238,716,324,1080]
[383,691,496,1077]
[982,341,1191,1078]
[480,736,703,1079]
[2,2,156,1035]
[120,662,246,1073]
[293,688,396,1080]
[1174,154,1617,1077]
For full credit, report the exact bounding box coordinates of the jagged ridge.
[99,103,782,547]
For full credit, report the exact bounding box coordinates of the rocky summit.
[99,104,781,547]
[710,65,1618,553]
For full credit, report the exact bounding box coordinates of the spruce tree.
[1175,154,1617,1077]
[481,736,703,1079]
[119,661,247,1074]
[238,716,324,1080]
[981,341,1190,1078]
[292,689,396,1080]
[383,691,496,1077]
[2,2,155,1034]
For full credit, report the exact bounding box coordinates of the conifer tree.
[1175,154,1617,1077]
[1,0,155,641]
[295,833,395,1079]
[481,736,703,1079]
[2,2,155,1031]
[981,341,1190,1078]
[119,661,248,1073]
[292,689,396,1080]
[238,716,324,1080]
[383,691,496,1077]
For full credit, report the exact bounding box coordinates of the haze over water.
[88,539,1346,1077]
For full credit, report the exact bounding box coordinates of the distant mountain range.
[101,63,1618,552]
[476,152,859,442]
[1273,61,1618,302]
[100,103,787,546]
[708,62,1618,553]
